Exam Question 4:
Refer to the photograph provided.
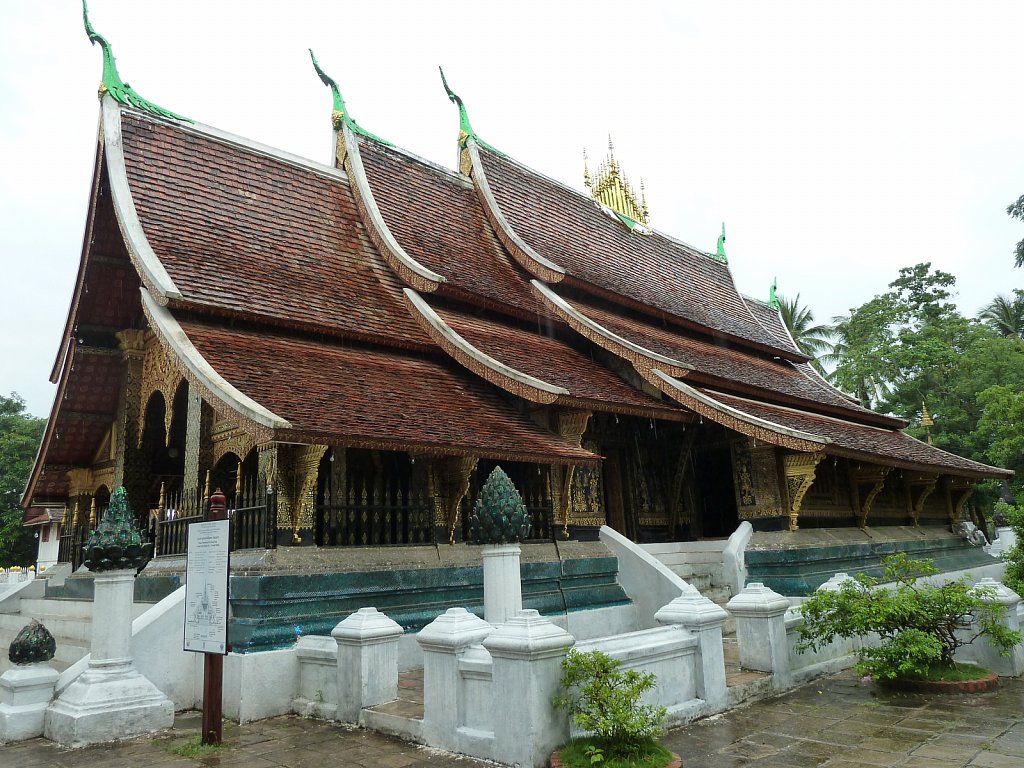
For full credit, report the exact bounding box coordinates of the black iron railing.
[316,503,435,546]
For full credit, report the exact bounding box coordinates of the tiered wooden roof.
[23,52,1012,506]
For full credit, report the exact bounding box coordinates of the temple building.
[21,14,1011,647]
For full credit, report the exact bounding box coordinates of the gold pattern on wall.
[426,455,478,544]
[736,441,784,519]
[552,410,592,538]
[275,444,328,543]
[210,427,257,470]
[849,464,891,528]
[904,472,939,526]
[732,441,756,507]
[783,452,824,531]
[568,440,605,527]
[138,334,184,447]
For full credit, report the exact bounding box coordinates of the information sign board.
[183,519,230,654]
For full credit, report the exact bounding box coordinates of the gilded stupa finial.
[715,222,728,263]
[920,400,934,445]
[587,136,650,228]
[81,0,189,122]
[583,148,591,189]
[309,49,391,144]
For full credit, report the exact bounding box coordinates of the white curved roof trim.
[141,288,291,430]
[468,140,566,278]
[102,97,182,303]
[344,126,446,287]
[532,280,693,373]
[404,288,569,398]
[650,369,829,445]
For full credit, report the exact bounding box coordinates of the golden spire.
[586,135,649,226]
[921,401,934,446]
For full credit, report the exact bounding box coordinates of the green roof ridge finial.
[438,67,502,155]
[308,49,391,145]
[769,277,780,309]
[715,222,728,263]
[81,0,190,122]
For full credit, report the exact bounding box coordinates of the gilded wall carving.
[569,441,606,527]
[138,334,184,447]
[552,410,592,537]
[904,472,939,526]
[275,444,327,543]
[734,441,783,519]
[783,451,824,531]
[427,455,478,544]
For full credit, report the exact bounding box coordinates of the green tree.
[978,290,1024,339]
[777,293,833,372]
[0,394,46,567]
[1008,194,1024,268]
[975,385,1024,498]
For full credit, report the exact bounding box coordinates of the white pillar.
[0,663,59,741]
[483,609,574,768]
[971,578,1024,677]
[481,543,523,625]
[655,584,729,710]
[416,607,493,750]
[44,568,173,746]
[726,582,792,688]
[332,607,404,723]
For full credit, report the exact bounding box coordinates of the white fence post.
[483,610,574,768]
[971,578,1024,677]
[654,585,729,710]
[332,607,403,723]
[417,607,493,750]
[726,582,791,688]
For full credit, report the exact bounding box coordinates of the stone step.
[641,541,728,555]
[17,598,150,620]
[0,612,92,644]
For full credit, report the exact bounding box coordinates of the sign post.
[183,488,230,745]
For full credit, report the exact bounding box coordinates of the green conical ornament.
[8,619,56,665]
[469,466,532,545]
[82,486,153,572]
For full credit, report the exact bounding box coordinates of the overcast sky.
[2,1,1023,419]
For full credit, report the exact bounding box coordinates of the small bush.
[796,554,1022,680]
[554,649,667,762]
[994,500,1024,595]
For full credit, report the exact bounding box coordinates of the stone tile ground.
[3,670,1023,767]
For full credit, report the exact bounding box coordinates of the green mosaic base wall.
[227,556,628,653]
[746,537,997,596]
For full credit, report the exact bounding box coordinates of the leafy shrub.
[994,500,1024,595]
[796,554,1022,680]
[553,649,667,762]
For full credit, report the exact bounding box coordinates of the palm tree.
[978,291,1024,339]
[777,294,833,367]
[817,313,889,408]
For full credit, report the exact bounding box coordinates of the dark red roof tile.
[118,113,429,349]
[707,390,1010,479]
[477,147,799,357]
[568,294,895,425]
[358,141,537,311]
[428,302,683,418]
[177,318,597,465]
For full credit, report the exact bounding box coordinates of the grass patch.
[166,734,230,759]
[557,737,673,768]
[902,664,991,683]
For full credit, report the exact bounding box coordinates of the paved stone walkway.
[2,670,1023,767]
[662,670,1024,768]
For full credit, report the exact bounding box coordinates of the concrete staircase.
[0,589,150,675]
[641,540,734,604]
[640,539,738,637]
